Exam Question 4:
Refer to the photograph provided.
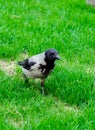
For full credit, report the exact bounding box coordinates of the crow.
[18,48,60,94]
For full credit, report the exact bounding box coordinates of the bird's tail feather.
[17,61,24,66]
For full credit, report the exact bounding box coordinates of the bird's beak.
[55,55,60,60]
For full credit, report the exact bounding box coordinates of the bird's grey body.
[18,49,60,94]
[22,52,47,79]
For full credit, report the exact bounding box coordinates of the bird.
[18,48,60,94]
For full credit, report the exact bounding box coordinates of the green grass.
[0,0,95,129]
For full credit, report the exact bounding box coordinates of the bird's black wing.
[18,58,36,70]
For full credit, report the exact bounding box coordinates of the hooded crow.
[18,48,60,94]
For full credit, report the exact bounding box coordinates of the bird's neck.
[44,57,55,69]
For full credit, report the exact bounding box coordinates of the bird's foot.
[41,87,45,95]
[40,79,45,95]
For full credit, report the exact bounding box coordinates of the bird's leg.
[23,74,28,83]
[41,79,45,95]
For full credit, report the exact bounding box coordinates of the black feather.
[38,58,55,76]
[18,58,36,70]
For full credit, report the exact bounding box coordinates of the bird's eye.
[51,53,54,55]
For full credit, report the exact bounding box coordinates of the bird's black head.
[45,48,60,62]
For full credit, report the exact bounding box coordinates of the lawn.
[0,0,95,129]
